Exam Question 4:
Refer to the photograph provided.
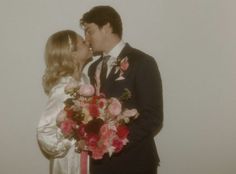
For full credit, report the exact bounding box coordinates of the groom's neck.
[103,35,121,54]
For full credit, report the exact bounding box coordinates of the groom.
[80,6,163,174]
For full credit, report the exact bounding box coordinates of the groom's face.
[83,23,107,53]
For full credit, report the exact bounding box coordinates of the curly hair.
[42,30,80,95]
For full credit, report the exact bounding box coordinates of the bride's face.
[73,35,92,63]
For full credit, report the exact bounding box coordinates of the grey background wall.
[0,0,235,174]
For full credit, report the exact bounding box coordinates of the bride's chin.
[87,48,92,56]
[88,51,93,58]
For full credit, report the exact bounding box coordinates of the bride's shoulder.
[49,76,76,96]
[80,73,90,85]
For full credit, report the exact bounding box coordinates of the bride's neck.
[72,62,85,81]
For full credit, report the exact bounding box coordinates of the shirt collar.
[103,40,126,58]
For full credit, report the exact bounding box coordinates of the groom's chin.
[92,51,102,57]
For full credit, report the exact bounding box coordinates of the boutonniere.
[113,56,129,81]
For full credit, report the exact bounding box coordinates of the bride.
[37,30,92,174]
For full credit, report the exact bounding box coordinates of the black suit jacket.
[88,43,163,174]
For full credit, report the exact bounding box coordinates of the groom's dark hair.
[80,6,123,38]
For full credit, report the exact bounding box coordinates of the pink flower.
[86,134,100,147]
[79,84,95,97]
[100,124,116,146]
[60,119,76,137]
[122,109,138,117]
[89,145,106,159]
[120,57,129,71]
[107,98,122,116]
[119,109,139,120]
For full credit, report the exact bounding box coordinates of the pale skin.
[72,35,92,80]
[83,23,121,54]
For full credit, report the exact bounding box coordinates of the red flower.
[86,134,100,147]
[85,118,104,135]
[98,98,107,109]
[76,123,86,139]
[90,96,98,104]
[66,109,74,119]
[117,125,129,139]
[112,139,124,153]
[88,104,99,118]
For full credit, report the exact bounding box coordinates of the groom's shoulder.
[128,46,156,64]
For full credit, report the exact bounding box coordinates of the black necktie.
[100,55,110,87]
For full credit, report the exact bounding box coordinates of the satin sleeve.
[37,82,75,158]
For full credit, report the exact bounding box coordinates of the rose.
[89,145,106,159]
[60,119,76,137]
[98,98,107,109]
[112,139,124,153]
[76,123,86,138]
[107,98,122,116]
[117,125,129,139]
[88,104,100,118]
[78,84,95,97]
[86,134,100,147]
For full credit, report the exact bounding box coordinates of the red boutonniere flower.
[114,56,129,80]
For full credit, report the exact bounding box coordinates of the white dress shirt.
[103,40,126,77]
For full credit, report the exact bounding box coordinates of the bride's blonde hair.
[42,30,80,95]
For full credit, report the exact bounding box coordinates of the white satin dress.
[37,75,89,174]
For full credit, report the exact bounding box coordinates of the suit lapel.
[102,43,133,91]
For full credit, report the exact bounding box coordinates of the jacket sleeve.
[37,85,74,158]
[128,56,163,147]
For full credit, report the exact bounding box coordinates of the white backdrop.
[0,0,235,174]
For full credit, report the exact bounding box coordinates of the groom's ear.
[102,23,112,34]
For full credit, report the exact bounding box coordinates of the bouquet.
[57,81,139,159]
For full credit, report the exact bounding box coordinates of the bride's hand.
[56,110,66,126]
[75,140,86,153]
